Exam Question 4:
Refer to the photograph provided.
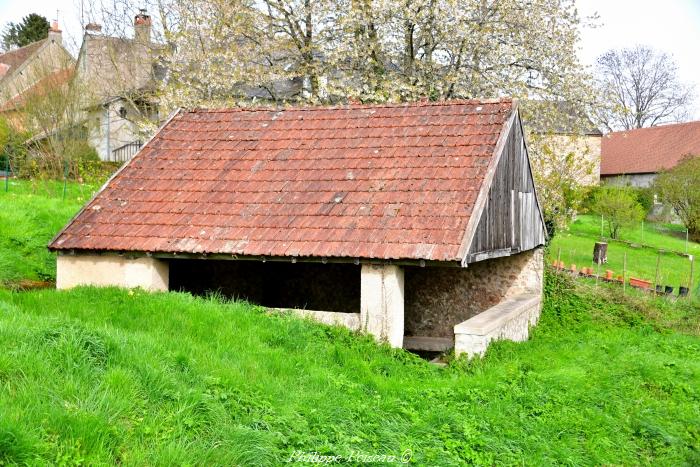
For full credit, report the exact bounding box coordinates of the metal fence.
[111,141,143,163]
[551,245,697,299]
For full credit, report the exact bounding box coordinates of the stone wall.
[404,248,543,337]
[539,134,602,186]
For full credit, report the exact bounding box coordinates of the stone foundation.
[56,254,169,291]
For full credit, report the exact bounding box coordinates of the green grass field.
[0,276,698,465]
[549,215,700,294]
[0,182,698,464]
[0,180,100,287]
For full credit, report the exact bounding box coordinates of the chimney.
[85,23,102,34]
[48,20,62,45]
[134,9,152,44]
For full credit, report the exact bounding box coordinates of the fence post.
[623,252,627,295]
[686,229,689,254]
[63,159,68,200]
[654,252,661,294]
[690,255,695,297]
[557,247,562,271]
[4,156,8,192]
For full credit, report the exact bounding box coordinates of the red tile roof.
[0,40,45,79]
[0,68,73,112]
[601,121,700,175]
[50,99,515,262]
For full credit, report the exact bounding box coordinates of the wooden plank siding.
[466,114,545,263]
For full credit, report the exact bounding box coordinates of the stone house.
[0,22,75,126]
[49,99,546,357]
[525,102,603,186]
[74,10,162,162]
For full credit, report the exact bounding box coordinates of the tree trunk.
[593,242,608,264]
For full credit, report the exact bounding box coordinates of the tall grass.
[0,180,100,286]
[549,215,700,293]
[0,273,698,465]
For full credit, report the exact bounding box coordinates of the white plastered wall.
[56,254,169,291]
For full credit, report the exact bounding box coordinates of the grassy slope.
[549,215,700,293]
[0,275,699,465]
[0,180,99,286]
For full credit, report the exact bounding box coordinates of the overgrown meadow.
[0,181,698,465]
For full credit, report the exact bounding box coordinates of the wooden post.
[654,252,661,294]
[623,252,627,295]
[686,229,689,254]
[557,247,562,271]
[593,242,607,264]
[690,255,695,297]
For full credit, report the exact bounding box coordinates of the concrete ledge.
[454,293,541,358]
[278,309,361,331]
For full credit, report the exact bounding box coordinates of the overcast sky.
[1,0,699,119]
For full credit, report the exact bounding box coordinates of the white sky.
[576,0,700,119]
[1,0,700,119]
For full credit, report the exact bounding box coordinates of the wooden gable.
[464,111,546,264]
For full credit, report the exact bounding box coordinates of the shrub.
[634,187,655,214]
[592,185,645,239]
[0,117,29,174]
[655,155,700,241]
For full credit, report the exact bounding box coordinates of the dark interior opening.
[169,259,360,314]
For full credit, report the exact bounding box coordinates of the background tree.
[86,0,598,229]
[593,186,645,239]
[527,131,597,234]
[655,155,700,241]
[1,14,50,51]
[594,46,694,131]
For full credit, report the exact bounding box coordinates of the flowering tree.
[89,0,599,228]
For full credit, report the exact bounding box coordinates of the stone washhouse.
[49,99,547,357]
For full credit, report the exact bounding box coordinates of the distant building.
[600,121,700,187]
[0,22,74,126]
[74,10,163,162]
[525,102,603,186]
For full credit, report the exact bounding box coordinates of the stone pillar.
[360,264,404,347]
[56,254,169,291]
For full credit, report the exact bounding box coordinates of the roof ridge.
[189,98,513,114]
[0,38,46,61]
[606,120,700,137]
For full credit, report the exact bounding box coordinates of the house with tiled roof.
[601,121,700,187]
[74,9,164,162]
[49,98,546,357]
[0,22,74,125]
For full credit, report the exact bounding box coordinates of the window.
[118,107,127,118]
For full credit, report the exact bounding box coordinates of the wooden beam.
[403,336,454,351]
[55,249,463,268]
[466,248,513,264]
